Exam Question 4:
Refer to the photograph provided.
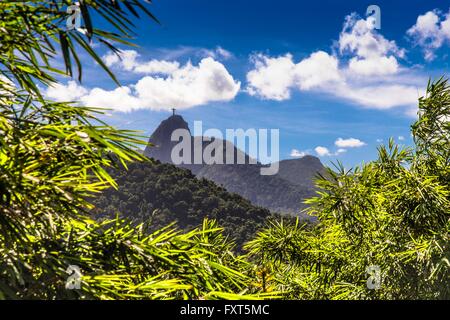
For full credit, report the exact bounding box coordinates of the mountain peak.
[298,155,322,165]
[144,114,191,161]
[156,114,190,135]
[276,156,324,188]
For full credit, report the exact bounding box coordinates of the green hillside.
[91,160,279,249]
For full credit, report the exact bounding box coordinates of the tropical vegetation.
[0,0,448,299]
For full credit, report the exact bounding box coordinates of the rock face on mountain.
[195,163,316,215]
[143,114,252,172]
[144,115,190,163]
[276,156,325,189]
[143,114,324,218]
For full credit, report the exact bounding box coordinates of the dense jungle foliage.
[0,1,448,299]
[91,160,276,250]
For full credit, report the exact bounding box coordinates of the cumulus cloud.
[134,60,181,74]
[290,149,309,158]
[347,55,398,76]
[315,146,332,157]
[339,14,404,76]
[103,50,181,75]
[295,51,341,90]
[46,81,88,101]
[246,51,341,100]
[131,58,240,109]
[245,13,423,115]
[45,57,240,112]
[103,50,138,71]
[316,146,348,157]
[81,86,141,111]
[246,54,296,100]
[335,137,366,148]
[407,9,450,61]
[103,47,233,75]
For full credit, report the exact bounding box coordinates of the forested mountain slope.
[91,160,279,248]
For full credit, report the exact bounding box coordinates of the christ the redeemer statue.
[172,108,176,116]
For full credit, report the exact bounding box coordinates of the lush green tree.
[0,1,269,300]
[90,160,276,250]
[0,0,159,93]
[246,78,450,299]
[1,0,448,301]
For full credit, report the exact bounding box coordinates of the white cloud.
[407,9,450,61]
[340,15,404,58]
[45,57,240,112]
[398,135,405,141]
[290,149,309,158]
[339,14,404,76]
[246,51,341,100]
[333,83,422,110]
[335,15,423,112]
[347,55,398,76]
[313,146,348,157]
[314,140,360,157]
[245,13,423,115]
[132,58,240,110]
[295,51,341,90]
[103,50,180,75]
[148,46,234,61]
[46,81,88,101]
[103,47,233,75]
[335,137,366,148]
[81,86,141,111]
[339,14,405,76]
[246,54,296,100]
[216,47,232,59]
[314,142,358,157]
[315,146,332,157]
[202,46,233,60]
[103,50,139,71]
[134,60,181,74]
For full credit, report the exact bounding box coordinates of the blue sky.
[46,0,450,167]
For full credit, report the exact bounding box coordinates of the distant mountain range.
[143,114,325,217]
[92,114,323,247]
